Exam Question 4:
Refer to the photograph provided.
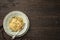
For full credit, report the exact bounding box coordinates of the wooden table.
[0,0,60,40]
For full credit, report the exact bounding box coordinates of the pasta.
[9,16,24,32]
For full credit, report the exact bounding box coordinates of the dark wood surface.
[0,0,60,40]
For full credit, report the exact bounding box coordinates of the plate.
[3,11,30,37]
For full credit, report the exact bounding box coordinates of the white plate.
[3,11,30,37]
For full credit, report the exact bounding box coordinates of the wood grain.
[0,0,60,40]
